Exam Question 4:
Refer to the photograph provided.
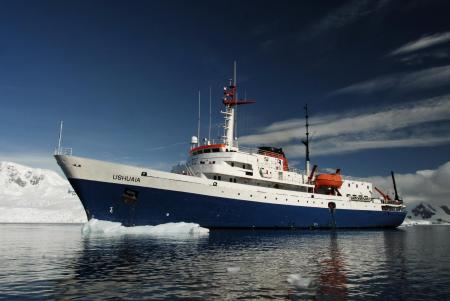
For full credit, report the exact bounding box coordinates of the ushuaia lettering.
[113,174,141,183]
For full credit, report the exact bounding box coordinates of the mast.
[208,86,212,143]
[222,61,255,147]
[197,90,201,146]
[57,120,63,155]
[223,63,237,147]
[391,171,400,201]
[302,104,310,176]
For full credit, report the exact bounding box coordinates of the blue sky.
[1,0,450,177]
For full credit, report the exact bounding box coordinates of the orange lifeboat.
[315,174,343,189]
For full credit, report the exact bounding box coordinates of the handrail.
[54,148,73,156]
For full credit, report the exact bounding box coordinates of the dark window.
[204,149,211,153]
[218,176,221,180]
[213,161,216,164]
[243,164,246,169]
[348,183,350,187]
[245,171,253,176]
[212,148,220,152]
[193,151,198,155]
[200,161,205,164]
[233,178,236,183]
[213,175,217,180]
[231,162,234,167]
[229,178,232,182]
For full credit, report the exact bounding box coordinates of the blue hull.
[70,179,406,228]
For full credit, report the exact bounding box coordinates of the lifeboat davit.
[315,174,343,189]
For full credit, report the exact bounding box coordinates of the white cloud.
[285,134,450,157]
[239,94,450,157]
[399,50,450,65]
[365,161,450,206]
[390,32,450,56]
[330,65,450,95]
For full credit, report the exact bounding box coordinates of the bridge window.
[204,149,211,153]
[212,148,220,152]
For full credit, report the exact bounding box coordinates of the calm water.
[0,224,449,300]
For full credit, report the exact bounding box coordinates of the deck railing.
[54,148,73,156]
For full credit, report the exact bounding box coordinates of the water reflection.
[287,232,348,301]
[1,225,449,300]
[318,233,348,300]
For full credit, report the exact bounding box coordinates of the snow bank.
[400,219,433,227]
[400,219,450,227]
[0,161,86,223]
[81,219,209,237]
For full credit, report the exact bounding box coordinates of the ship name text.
[113,174,141,183]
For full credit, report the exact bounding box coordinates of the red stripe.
[190,144,226,153]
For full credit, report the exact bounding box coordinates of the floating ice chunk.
[287,274,315,289]
[81,218,209,237]
[400,219,433,227]
[226,266,241,274]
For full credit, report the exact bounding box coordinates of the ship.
[55,64,406,228]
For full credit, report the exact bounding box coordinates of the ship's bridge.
[172,144,313,193]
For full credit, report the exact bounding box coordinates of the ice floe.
[81,218,209,237]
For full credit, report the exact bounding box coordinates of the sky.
[1,0,450,180]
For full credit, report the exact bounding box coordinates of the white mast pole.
[197,90,201,146]
[209,86,211,144]
[234,61,238,142]
[57,120,63,154]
